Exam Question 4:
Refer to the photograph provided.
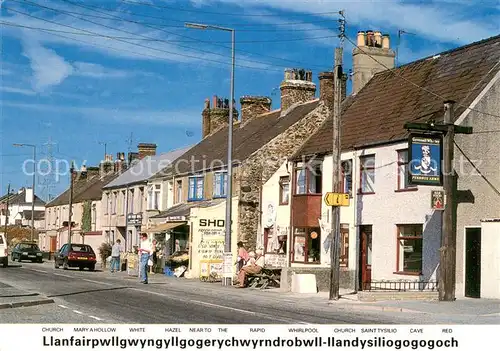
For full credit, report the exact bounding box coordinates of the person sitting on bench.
[237,249,265,288]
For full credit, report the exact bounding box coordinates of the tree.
[5,226,38,246]
[81,201,92,233]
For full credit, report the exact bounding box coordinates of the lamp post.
[186,22,235,287]
[13,143,36,241]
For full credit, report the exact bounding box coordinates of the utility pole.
[440,100,456,301]
[404,100,471,302]
[68,161,74,245]
[3,184,11,241]
[329,11,346,301]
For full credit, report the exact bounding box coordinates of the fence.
[363,280,438,292]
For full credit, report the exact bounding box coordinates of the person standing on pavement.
[110,239,122,273]
[138,233,153,284]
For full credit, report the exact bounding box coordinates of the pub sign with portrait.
[408,133,443,186]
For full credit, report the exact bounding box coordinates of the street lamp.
[186,22,235,287]
[13,143,36,241]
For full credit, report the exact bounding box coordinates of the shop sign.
[166,216,185,222]
[198,218,226,240]
[127,213,142,225]
[408,134,443,186]
[265,254,286,268]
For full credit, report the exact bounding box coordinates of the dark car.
[54,243,96,271]
[11,242,43,263]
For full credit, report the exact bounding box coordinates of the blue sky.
[1,0,499,200]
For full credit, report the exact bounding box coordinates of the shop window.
[264,227,287,254]
[188,176,204,201]
[294,162,322,195]
[397,224,423,274]
[341,160,353,196]
[292,227,321,263]
[279,176,290,205]
[359,155,375,194]
[213,172,228,198]
[397,150,417,191]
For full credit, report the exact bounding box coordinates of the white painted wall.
[260,162,291,267]
[480,221,500,299]
[356,142,442,282]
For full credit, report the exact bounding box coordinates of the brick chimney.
[201,95,239,138]
[100,154,114,176]
[240,96,272,125]
[352,30,395,94]
[280,68,316,114]
[128,152,139,165]
[138,143,157,159]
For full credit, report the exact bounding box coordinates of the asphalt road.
[2,261,493,324]
[0,261,398,324]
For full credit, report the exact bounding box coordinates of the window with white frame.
[188,176,204,201]
[341,160,353,196]
[279,176,290,205]
[147,185,153,209]
[112,192,117,214]
[122,190,127,216]
[213,172,228,198]
[176,180,182,203]
[294,162,322,195]
[397,224,423,274]
[359,155,375,194]
[154,184,161,209]
[129,189,134,213]
[397,149,417,190]
[138,187,144,212]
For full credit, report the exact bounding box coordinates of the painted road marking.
[58,305,68,309]
[30,269,48,274]
[53,273,74,278]
[89,316,103,321]
[190,300,256,315]
[73,310,83,315]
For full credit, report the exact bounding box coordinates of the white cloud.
[194,0,498,45]
[21,37,73,92]
[73,62,129,78]
[1,101,201,127]
[0,86,37,96]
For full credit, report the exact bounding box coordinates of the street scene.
[1,0,500,326]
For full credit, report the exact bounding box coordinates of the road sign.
[324,192,350,207]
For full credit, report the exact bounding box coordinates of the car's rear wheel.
[79,266,84,271]
[18,256,22,262]
[89,264,95,271]
[54,260,59,269]
[63,259,69,270]
[1,259,7,268]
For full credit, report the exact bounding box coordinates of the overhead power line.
[454,141,500,197]
[122,0,338,17]
[12,0,332,71]
[7,7,286,73]
[0,21,337,44]
[344,35,500,119]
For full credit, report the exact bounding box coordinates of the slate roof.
[46,171,120,207]
[151,198,225,219]
[295,34,500,157]
[153,100,320,178]
[103,146,192,189]
[22,210,45,220]
[0,188,45,206]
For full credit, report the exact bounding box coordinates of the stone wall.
[280,267,356,292]
[280,81,316,112]
[237,102,330,250]
[240,96,272,125]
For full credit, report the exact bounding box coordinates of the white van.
[0,232,8,268]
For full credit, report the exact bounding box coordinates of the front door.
[359,225,372,291]
[465,228,481,298]
[50,236,57,252]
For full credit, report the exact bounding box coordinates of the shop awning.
[145,221,187,233]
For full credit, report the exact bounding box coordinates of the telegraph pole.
[3,184,11,242]
[440,101,456,301]
[68,161,74,245]
[329,11,346,301]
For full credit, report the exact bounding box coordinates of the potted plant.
[308,249,317,262]
[98,242,112,268]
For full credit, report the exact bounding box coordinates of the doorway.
[50,236,57,252]
[359,225,372,291]
[465,227,481,298]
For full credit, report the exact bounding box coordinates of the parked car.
[11,242,43,263]
[54,243,96,271]
[0,233,8,268]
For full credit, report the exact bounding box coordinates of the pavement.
[0,260,499,324]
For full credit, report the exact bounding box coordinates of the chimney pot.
[382,34,390,49]
[357,31,366,47]
[280,68,316,112]
[374,31,382,47]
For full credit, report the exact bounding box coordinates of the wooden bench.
[247,267,281,290]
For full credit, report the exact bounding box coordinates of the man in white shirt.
[110,239,122,273]
[237,249,265,288]
[138,233,153,284]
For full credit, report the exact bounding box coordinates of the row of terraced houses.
[40,32,500,300]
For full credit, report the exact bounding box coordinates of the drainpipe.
[286,159,293,268]
[124,186,130,252]
[352,151,359,293]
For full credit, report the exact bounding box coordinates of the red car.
[54,243,96,271]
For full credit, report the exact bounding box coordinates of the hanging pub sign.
[431,190,445,210]
[408,133,443,186]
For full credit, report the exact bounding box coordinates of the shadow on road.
[47,286,130,298]
[3,264,23,268]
